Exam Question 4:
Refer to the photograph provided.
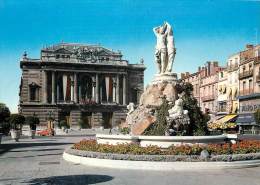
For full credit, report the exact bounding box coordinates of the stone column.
[78,85,81,103]
[43,70,48,103]
[56,84,59,102]
[74,73,78,103]
[92,76,96,101]
[123,74,126,105]
[70,75,74,102]
[113,77,116,103]
[116,74,120,104]
[51,71,55,104]
[96,74,99,103]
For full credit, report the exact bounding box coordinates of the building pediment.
[54,48,73,54]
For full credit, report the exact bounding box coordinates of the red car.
[37,129,54,136]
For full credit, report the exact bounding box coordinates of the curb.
[63,151,260,171]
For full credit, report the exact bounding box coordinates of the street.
[0,136,260,185]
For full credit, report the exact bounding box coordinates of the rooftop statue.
[153,21,176,74]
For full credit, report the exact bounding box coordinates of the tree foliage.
[25,114,40,130]
[143,97,172,136]
[0,103,11,134]
[9,114,25,130]
[0,103,10,123]
[175,81,210,135]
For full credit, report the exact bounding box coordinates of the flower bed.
[72,139,260,156]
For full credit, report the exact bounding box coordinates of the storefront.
[237,95,260,134]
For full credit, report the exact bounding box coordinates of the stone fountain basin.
[96,134,227,148]
[96,134,139,145]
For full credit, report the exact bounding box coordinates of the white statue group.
[153,21,176,74]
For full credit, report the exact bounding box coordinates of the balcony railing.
[239,70,253,80]
[218,107,227,113]
[227,64,239,71]
[239,89,254,96]
[201,95,215,102]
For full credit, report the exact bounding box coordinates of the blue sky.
[0,0,259,113]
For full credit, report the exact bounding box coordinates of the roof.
[42,43,122,56]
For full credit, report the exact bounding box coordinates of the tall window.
[249,79,253,93]
[249,63,253,71]
[243,66,246,73]
[243,81,246,95]
[29,84,40,101]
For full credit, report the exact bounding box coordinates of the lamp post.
[46,110,55,131]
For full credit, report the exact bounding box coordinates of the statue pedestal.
[151,73,178,84]
[127,73,179,135]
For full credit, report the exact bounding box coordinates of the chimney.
[207,62,211,76]
[181,73,185,79]
[198,66,201,72]
[213,61,218,67]
[201,67,205,77]
[246,44,254,50]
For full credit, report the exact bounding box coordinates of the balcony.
[201,95,215,102]
[239,70,253,80]
[227,64,239,71]
[256,74,260,82]
[255,56,260,64]
[239,89,254,96]
[218,107,227,113]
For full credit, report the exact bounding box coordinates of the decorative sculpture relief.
[166,92,190,136]
[127,102,135,115]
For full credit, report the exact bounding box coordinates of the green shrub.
[25,115,40,130]
[9,114,25,130]
[119,127,130,135]
[176,81,210,136]
[78,119,84,129]
[59,120,69,129]
[77,119,90,129]
[144,97,171,136]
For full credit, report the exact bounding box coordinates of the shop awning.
[236,113,257,126]
[215,114,238,124]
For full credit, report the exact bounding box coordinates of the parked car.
[37,129,54,136]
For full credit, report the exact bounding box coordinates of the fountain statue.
[125,21,189,136]
[153,21,176,74]
[165,92,190,136]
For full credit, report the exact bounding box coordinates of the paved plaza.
[0,136,260,185]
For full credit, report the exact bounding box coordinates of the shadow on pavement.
[22,174,114,185]
[0,142,73,156]
[1,152,63,159]
[8,148,63,153]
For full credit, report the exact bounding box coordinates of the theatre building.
[19,43,145,128]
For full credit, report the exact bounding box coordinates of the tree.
[0,103,11,134]
[175,81,210,136]
[25,114,40,130]
[0,103,10,123]
[9,114,25,130]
